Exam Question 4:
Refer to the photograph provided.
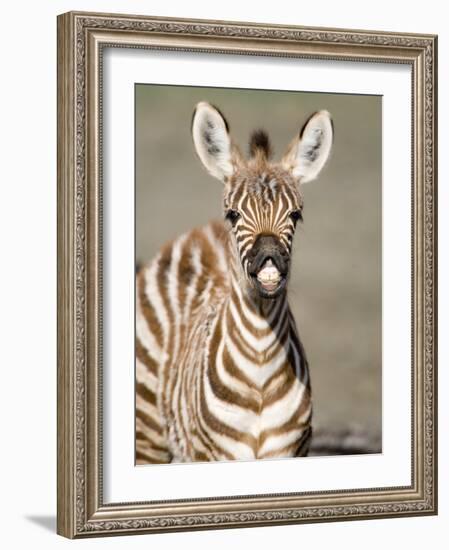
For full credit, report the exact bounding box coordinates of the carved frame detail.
[57,11,437,538]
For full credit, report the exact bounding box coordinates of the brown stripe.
[136,381,157,407]
[136,449,170,464]
[234,286,287,341]
[199,367,257,454]
[259,434,309,459]
[231,323,258,360]
[186,233,214,316]
[262,368,289,396]
[258,388,312,447]
[166,238,192,456]
[262,342,301,398]
[135,429,169,454]
[174,364,192,459]
[192,372,224,461]
[137,269,164,349]
[135,406,163,435]
[191,425,218,461]
[156,244,176,424]
[193,450,211,462]
[221,338,258,391]
[227,301,289,366]
[261,425,312,459]
[177,236,195,296]
[136,338,158,376]
[262,370,296,408]
[157,246,174,331]
[230,288,272,338]
[236,232,253,245]
[208,316,260,411]
[195,392,234,461]
[229,179,246,205]
[264,315,290,357]
[287,326,309,384]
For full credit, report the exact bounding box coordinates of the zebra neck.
[211,277,298,401]
[229,278,286,323]
[223,245,292,359]
[225,276,290,361]
[208,258,304,399]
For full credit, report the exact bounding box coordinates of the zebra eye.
[290,209,303,224]
[225,209,241,226]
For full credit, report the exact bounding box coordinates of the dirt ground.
[135,84,382,453]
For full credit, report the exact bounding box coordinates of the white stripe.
[143,255,169,346]
[182,245,202,325]
[136,310,162,362]
[232,272,285,333]
[167,235,187,361]
[203,368,258,433]
[136,393,159,423]
[165,236,189,458]
[229,299,286,351]
[225,336,287,388]
[259,427,306,456]
[135,417,167,448]
[136,357,158,391]
[238,236,253,249]
[260,378,307,430]
[215,316,259,400]
[201,279,214,307]
[135,442,169,462]
[273,195,287,227]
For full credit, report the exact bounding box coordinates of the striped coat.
[136,102,333,463]
[136,221,311,463]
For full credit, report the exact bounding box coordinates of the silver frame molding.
[57,11,438,538]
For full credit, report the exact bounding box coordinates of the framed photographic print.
[57,11,438,538]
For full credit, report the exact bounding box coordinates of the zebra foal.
[136,102,333,463]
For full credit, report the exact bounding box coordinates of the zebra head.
[192,102,333,300]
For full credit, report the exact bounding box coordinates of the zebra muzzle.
[248,234,289,297]
[256,258,282,291]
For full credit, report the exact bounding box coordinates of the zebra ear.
[282,111,333,184]
[191,102,236,181]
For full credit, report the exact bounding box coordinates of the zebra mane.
[249,129,273,160]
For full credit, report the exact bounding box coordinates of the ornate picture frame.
[57,11,437,538]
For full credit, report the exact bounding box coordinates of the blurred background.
[136,84,382,455]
